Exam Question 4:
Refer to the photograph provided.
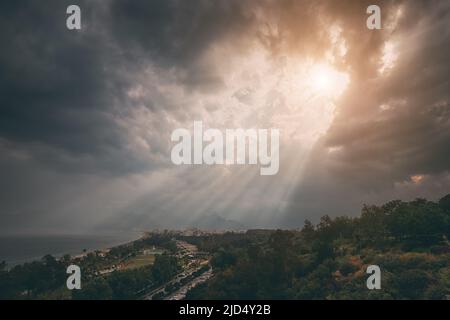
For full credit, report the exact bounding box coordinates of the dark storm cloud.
[322,0,450,184]
[0,0,260,233]
[283,0,450,226]
[106,0,261,95]
[1,0,450,234]
[0,0,259,174]
[0,0,136,174]
[108,0,253,64]
[0,0,397,176]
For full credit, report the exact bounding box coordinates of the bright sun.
[310,63,349,97]
[312,66,332,90]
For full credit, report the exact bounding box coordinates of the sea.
[0,232,142,267]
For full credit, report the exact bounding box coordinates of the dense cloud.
[282,0,450,225]
[0,1,449,234]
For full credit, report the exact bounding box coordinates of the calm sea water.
[0,232,142,267]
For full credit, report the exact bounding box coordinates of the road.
[165,267,213,300]
[142,240,211,300]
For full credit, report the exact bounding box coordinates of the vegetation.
[1,195,449,300]
[0,233,180,300]
[186,196,450,300]
[72,267,152,300]
[0,255,67,300]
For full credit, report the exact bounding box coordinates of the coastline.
[0,231,143,267]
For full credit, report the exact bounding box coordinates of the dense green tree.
[386,199,448,245]
[392,269,430,299]
[152,254,178,284]
[301,219,315,241]
[0,261,6,271]
[212,249,237,270]
[438,194,450,213]
[72,277,112,300]
[357,204,388,245]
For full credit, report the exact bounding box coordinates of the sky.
[0,0,449,235]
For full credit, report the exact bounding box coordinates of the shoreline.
[0,232,144,268]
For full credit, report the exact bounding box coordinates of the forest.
[185,195,450,299]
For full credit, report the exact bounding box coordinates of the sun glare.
[309,63,349,97]
[312,65,332,90]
